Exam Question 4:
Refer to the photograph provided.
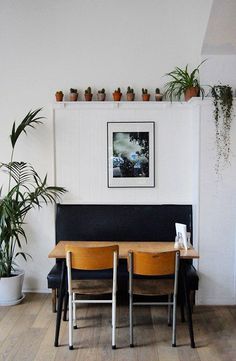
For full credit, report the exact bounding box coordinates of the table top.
[48,241,199,260]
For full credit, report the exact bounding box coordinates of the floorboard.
[0,294,235,361]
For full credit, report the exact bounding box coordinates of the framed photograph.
[107,121,155,188]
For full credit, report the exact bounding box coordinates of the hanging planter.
[211,85,233,173]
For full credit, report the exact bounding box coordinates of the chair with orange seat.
[128,250,180,347]
[66,245,119,350]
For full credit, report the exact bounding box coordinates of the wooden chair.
[128,250,180,347]
[66,245,119,350]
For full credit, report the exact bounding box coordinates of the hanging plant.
[211,85,233,173]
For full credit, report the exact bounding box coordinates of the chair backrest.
[66,244,119,270]
[128,250,178,276]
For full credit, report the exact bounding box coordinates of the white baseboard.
[23,289,51,294]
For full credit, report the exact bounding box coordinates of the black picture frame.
[107,121,155,188]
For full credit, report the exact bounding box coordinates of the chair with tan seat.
[128,250,180,347]
[66,244,119,350]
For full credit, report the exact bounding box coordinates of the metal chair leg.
[129,292,134,347]
[68,293,73,350]
[72,293,77,329]
[112,292,116,349]
[172,293,177,347]
[168,294,172,326]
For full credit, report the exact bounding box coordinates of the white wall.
[201,55,236,91]
[54,103,195,205]
[3,0,236,304]
[198,100,236,304]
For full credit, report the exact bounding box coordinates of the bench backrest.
[56,204,192,243]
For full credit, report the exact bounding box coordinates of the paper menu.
[175,223,188,250]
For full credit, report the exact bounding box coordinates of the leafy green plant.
[211,85,233,173]
[164,60,206,101]
[0,109,66,278]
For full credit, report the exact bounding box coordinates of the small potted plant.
[97,88,106,101]
[69,88,78,101]
[164,60,206,101]
[126,86,135,101]
[84,87,93,101]
[142,88,150,101]
[55,91,64,102]
[113,88,122,101]
[155,88,163,101]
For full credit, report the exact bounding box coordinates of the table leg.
[54,260,66,347]
[181,263,195,348]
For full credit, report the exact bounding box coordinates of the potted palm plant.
[0,109,66,306]
[164,60,206,101]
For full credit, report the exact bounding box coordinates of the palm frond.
[10,108,44,149]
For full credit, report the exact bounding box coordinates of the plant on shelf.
[113,88,122,101]
[155,88,163,101]
[69,88,78,101]
[126,86,135,101]
[84,87,93,101]
[164,60,206,101]
[142,88,150,101]
[55,90,64,102]
[211,84,234,173]
[0,109,66,305]
[97,88,106,101]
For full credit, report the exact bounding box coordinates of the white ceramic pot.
[0,270,25,306]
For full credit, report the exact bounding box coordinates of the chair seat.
[72,279,113,295]
[133,278,174,296]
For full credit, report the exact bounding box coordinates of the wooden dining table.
[49,241,199,348]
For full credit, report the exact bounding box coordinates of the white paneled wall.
[54,103,195,205]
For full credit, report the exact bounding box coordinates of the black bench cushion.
[47,259,198,291]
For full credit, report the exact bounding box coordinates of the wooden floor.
[0,293,236,361]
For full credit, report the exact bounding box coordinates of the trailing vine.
[211,85,233,173]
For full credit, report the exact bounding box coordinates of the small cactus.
[127,86,134,94]
[155,88,160,94]
[98,88,105,94]
[114,87,121,93]
[56,90,63,95]
[70,88,78,93]
[142,88,149,95]
[85,87,92,94]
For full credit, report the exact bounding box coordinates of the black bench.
[47,204,198,307]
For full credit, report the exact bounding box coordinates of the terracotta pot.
[55,93,64,102]
[127,93,135,101]
[97,93,106,101]
[184,87,199,101]
[155,94,163,101]
[69,93,78,101]
[84,93,93,101]
[142,94,150,101]
[113,92,122,101]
